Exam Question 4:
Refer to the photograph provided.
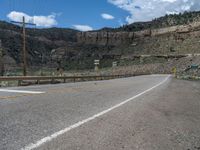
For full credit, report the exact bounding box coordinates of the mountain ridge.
[1,10,200,71]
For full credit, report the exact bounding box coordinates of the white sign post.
[94,60,100,71]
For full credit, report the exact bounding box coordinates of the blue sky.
[0,0,200,31]
[0,0,128,30]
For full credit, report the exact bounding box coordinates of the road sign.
[112,61,117,67]
[172,67,177,76]
[94,60,100,65]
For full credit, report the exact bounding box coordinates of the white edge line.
[22,75,171,150]
[0,89,45,94]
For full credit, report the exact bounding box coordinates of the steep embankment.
[1,11,200,71]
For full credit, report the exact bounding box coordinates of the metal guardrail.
[0,73,147,86]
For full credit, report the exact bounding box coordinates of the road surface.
[0,75,200,150]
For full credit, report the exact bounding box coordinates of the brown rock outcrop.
[77,21,200,46]
[77,31,134,46]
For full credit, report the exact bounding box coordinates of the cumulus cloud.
[7,11,58,27]
[101,13,115,20]
[108,0,200,24]
[73,25,93,31]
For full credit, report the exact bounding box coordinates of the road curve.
[0,75,200,150]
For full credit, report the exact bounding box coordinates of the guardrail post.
[37,80,40,84]
[18,80,21,86]
[51,77,54,84]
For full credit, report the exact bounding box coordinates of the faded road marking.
[0,87,78,100]
[0,89,45,94]
[22,75,171,150]
[0,94,37,100]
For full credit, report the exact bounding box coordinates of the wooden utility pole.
[22,16,27,76]
[11,16,36,76]
[0,40,4,76]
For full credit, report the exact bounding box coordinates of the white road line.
[0,89,45,94]
[22,75,171,150]
[150,74,168,76]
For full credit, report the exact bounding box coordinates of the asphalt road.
[0,75,200,150]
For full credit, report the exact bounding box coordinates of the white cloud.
[7,11,58,27]
[73,25,93,31]
[101,13,115,20]
[166,11,179,15]
[108,0,200,24]
[161,0,177,3]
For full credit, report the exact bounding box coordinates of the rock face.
[77,32,134,46]
[77,22,200,46]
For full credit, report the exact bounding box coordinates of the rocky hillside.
[77,22,200,46]
[77,21,200,56]
[0,21,78,66]
[1,11,200,72]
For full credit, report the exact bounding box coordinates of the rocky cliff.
[77,31,134,46]
[77,21,200,46]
